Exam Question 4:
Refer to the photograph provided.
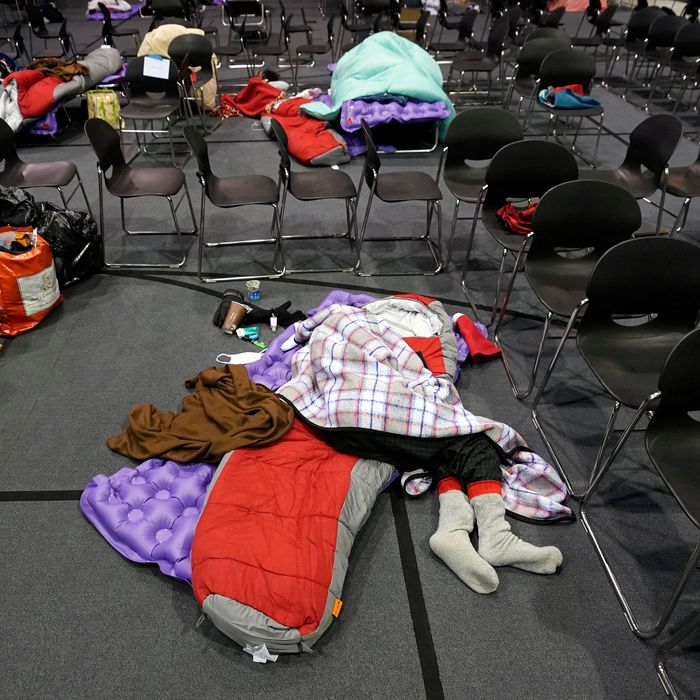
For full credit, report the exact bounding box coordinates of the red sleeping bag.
[191,420,393,653]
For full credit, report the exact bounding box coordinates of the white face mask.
[216,351,265,365]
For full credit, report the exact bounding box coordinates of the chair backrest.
[324,15,335,46]
[126,55,180,96]
[485,16,509,57]
[84,117,127,177]
[504,5,521,38]
[538,48,596,92]
[225,0,265,25]
[538,6,565,27]
[646,14,688,49]
[26,5,47,33]
[516,36,571,78]
[529,181,640,254]
[671,22,700,59]
[361,119,381,188]
[623,114,682,181]
[525,26,569,43]
[183,124,215,189]
[0,117,21,169]
[152,0,188,19]
[456,9,478,42]
[594,5,618,35]
[656,327,700,412]
[625,6,665,43]
[584,237,700,320]
[168,33,214,79]
[484,139,578,204]
[269,118,292,178]
[586,0,603,23]
[97,1,116,33]
[445,107,523,161]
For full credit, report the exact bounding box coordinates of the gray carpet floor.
[1,3,699,699]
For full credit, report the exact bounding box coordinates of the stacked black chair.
[493,180,640,400]
[184,125,284,282]
[355,119,443,276]
[0,117,92,217]
[531,237,700,496]
[269,118,358,274]
[84,118,197,269]
[168,33,216,131]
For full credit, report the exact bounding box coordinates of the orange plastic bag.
[0,227,63,336]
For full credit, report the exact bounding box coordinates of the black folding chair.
[355,119,443,276]
[666,143,700,234]
[461,139,578,326]
[269,118,358,274]
[580,326,700,640]
[493,180,640,400]
[120,56,183,165]
[531,237,700,496]
[85,118,197,269]
[184,125,283,282]
[98,1,141,53]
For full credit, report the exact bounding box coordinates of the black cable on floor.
[390,485,445,700]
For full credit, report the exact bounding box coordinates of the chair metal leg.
[656,609,700,700]
[580,394,700,640]
[656,169,670,235]
[530,298,590,496]
[672,197,691,235]
[445,198,461,268]
[459,187,486,322]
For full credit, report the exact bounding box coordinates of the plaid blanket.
[277,304,571,520]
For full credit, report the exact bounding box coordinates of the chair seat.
[481,204,532,252]
[577,319,688,407]
[121,96,180,120]
[579,167,657,199]
[296,43,328,54]
[666,164,700,198]
[452,55,498,72]
[0,160,77,188]
[375,171,442,202]
[289,22,313,33]
[217,43,244,56]
[430,40,467,52]
[540,102,604,118]
[107,166,185,197]
[442,16,462,30]
[289,170,356,201]
[443,162,486,203]
[453,47,485,61]
[646,411,700,528]
[208,174,278,208]
[526,251,600,317]
[572,35,603,47]
[251,44,287,56]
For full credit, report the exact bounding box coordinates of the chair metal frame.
[656,611,700,700]
[579,329,700,641]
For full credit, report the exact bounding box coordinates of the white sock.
[472,493,563,574]
[429,490,499,594]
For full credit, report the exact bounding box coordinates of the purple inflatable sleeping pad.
[81,290,480,584]
[86,1,145,20]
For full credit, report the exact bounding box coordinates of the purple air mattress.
[86,1,144,20]
[81,459,214,583]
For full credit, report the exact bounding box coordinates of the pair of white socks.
[429,490,563,594]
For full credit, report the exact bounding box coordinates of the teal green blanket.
[301,31,455,140]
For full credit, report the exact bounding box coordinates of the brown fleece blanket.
[107,365,294,463]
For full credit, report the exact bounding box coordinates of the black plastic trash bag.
[0,186,102,288]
